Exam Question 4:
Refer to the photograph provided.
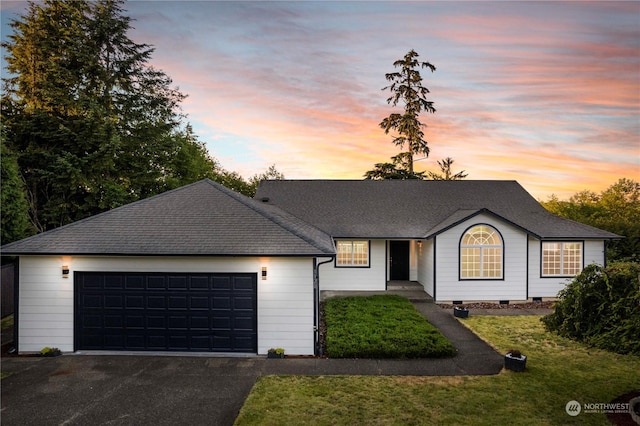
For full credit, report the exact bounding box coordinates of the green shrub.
[324,295,456,358]
[541,261,640,355]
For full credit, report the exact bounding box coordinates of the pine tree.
[379,49,436,174]
[2,0,215,231]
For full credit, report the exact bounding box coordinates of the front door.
[390,241,410,280]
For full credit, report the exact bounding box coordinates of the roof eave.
[2,251,336,257]
[424,208,542,240]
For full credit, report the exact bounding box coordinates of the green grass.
[324,295,456,358]
[235,316,640,425]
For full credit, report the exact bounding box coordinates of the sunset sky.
[2,1,639,200]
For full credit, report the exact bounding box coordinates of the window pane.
[542,242,561,275]
[563,243,582,275]
[461,248,480,278]
[336,241,352,266]
[483,248,502,278]
[462,226,499,246]
[352,241,368,265]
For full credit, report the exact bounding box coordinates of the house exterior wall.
[528,238,606,298]
[319,239,386,291]
[409,240,419,281]
[17,256,315,355]
[433,214,528,302]
[417,239,434,297]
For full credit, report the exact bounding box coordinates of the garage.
[3,180,336,355]
[75,272,257,353]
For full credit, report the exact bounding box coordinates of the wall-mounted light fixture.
[261,267,268,280]
[417,240,423,248]
[62,265,70,278]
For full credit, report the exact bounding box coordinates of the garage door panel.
[104,295,123,308]
[212,317,231,329]
[82,315,103,328]
[81,274,104,290]
[147,276,166,290]
[190,296,209,309]
[233,335,257,350]
[76,272,257,352]
[212,295,231,309]
[234,316,256,331]
[104,315,123,328]
[168,296,188,309]
[234,296,255,310]
[126,334,146,349]
[190,316,209,329]
[147,316,165,329]
[168,276,187,290]
[147,296,166,309]
[104,275,124,290]
[190,276,210,290]
[126,295,144,309]
[168,316,188,330]
[212,276,231,290]
[233,276,255,291]
[125,276,145,290]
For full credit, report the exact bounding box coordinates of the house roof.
[255,180,620,240]
[1,179,336,256]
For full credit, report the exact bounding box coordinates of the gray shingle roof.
[255,180,620,240]
[1,179,335,256]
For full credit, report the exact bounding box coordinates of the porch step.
[321,281,432,302]
[386,280,424,291]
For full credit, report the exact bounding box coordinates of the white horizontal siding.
[319,240,386,291]
[417,239,434,297]
[434,214,528,302]
[409,240,419,281]
[528,238,606,298]
[17,256,315,355]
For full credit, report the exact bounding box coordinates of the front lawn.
[235,316,640,425]
[323,295,456,358]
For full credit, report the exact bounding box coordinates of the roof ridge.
[203,180,335,255]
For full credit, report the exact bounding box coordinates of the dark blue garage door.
[75,272,257,353]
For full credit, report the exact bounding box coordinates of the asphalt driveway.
[1,355,260,426]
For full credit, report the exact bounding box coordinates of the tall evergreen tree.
[379,49,436,174]
[1,133,34,244]
[2,0,215,231]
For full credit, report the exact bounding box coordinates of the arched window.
[460,225,503,279]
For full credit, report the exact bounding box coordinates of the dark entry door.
[75,272,257,353]
[390,241,410,280]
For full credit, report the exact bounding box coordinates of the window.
[336,240,369,267]
[542,242,583,276]
[460,225,503,279]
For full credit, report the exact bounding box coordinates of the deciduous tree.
[542,178,639,261]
